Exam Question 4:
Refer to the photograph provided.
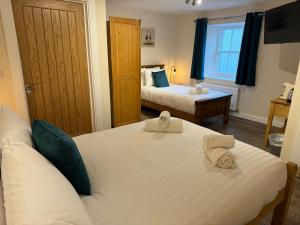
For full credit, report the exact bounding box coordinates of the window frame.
[204,22,245,82]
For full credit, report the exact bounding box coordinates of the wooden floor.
[141,109,300,225]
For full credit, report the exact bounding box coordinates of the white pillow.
[0,106,32,148]
[144,67,161,87]
[1,139,94,225]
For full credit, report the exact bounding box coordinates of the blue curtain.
[190,18,208,80]
[236,12,263,86]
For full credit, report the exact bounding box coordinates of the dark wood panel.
[60,10,78,134]
[32,7,55,124]
[23,6,46,119]
[43,8,63,128]
[76,10,92,133]
[68,11,85,132]
[51,9,71,133]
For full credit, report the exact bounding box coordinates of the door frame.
[1,0,112,130]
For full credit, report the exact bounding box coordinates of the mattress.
[75,120,287,225]
[141,84,230,114]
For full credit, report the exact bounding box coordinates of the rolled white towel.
[203,134,235,150]
[201,87,209,94]
[204,147,236,169]
[188,86,209,95]
[159,111,171,127]
[145,118,183,133]
[188,88,197,95]
[195,86,202,94]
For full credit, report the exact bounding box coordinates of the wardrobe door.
[12,0,92,136]
[109,17,141,127]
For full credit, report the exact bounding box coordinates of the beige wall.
[281,62,300,167]
[174,0,298,124]
[106,3,177,78]
[91,0,112,130]
[0,0,111,130]
[0,12,16,111]
[0,0,29,121]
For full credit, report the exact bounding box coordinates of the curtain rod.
[193,13,264,23]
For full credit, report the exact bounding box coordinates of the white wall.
[281,61,300,168]
[106,3,177,79]
[0,0,111,130]
[174,0,298,125]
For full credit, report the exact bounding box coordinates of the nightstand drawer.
[273,104,290,117]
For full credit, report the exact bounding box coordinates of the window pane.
[231,29,243,51]
[220,29,232,51]
[227,53,239,74]
[219,53,229,73]
[204,22,245,81]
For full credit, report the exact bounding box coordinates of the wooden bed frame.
[142,65,298,225]
[141,65,232,125]
[247,162,298,225]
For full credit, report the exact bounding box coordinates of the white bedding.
[75,120,287,225]
[141,84,230,114]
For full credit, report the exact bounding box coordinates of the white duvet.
[74,120,287,225]
[141,84,229,114]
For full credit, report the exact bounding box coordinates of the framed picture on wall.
[141,28,155,47]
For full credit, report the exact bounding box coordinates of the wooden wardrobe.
[107,17,141,127]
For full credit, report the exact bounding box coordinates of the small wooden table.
[264,98,291,146]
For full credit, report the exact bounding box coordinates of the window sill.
[204,77,238,88]
[204,75,236,82]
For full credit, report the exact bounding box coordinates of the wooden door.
[12,0,92,136]
[108,17,141,127]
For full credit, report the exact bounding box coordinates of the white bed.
[0,106,297,225]
[142,84,229,115]
[75,120,287,225]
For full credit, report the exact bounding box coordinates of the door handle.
[25,84,39,95]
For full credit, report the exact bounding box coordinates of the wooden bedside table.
[264,98,291,146]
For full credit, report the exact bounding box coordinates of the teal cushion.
[152,70,169,87]
[32,120,91,195]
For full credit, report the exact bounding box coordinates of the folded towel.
[159,111,171,127]
[188,88,197,95]
[201,87,209,94]
[189,87,201,95]
[188,87,209,95]
[145,118,183,133]
[203,134,235,150]
[195,83,203,88]
[204,147,236,169]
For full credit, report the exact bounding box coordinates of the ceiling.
[106,0,273,15]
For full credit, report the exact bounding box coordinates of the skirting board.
[230,111,285,128]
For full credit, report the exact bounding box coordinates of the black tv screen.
[264,1,300,44]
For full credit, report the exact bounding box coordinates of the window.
[204,22,245,81]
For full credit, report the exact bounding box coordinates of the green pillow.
[32,119,91,195]
[152,70,170,87]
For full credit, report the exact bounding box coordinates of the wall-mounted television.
[264,1,300,44]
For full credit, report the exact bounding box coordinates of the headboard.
[141,64,165,69]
